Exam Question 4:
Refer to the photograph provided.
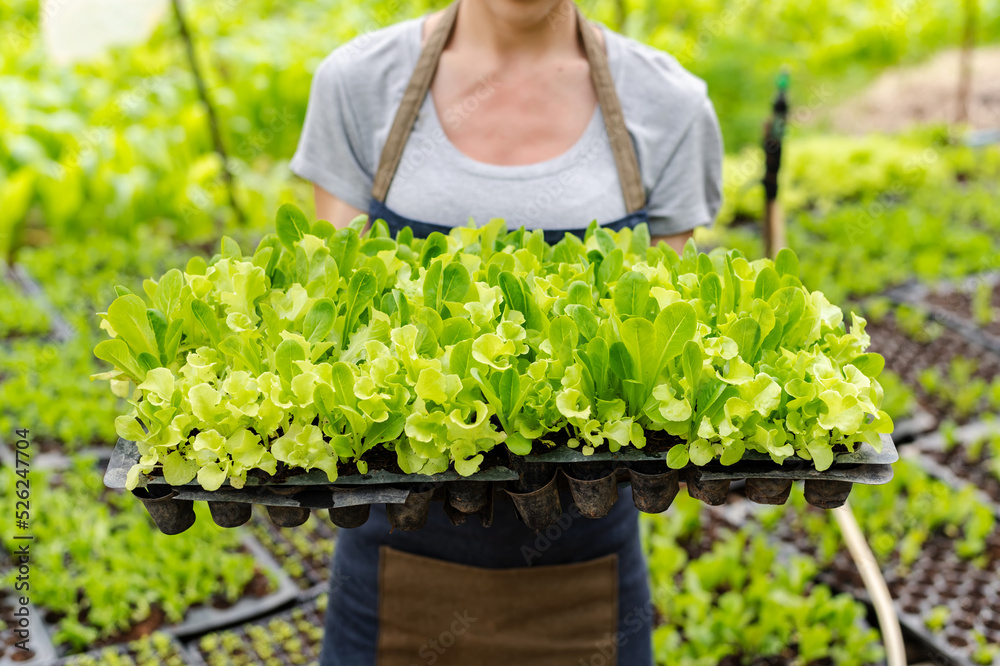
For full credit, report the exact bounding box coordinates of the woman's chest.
[383,97,626,230]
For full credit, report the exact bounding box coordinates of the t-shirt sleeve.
[645,97,724,237]
[289,54,373,212]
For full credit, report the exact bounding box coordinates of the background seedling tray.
[51,632,193,666]
[245,510,338,600]
[728,500,1000,666]
[0,591,57,666]
[184,594,328,666]
[887,274,1000,357]
[3,264,75,344]
[31,534,298,660]
[904,421,1000,518]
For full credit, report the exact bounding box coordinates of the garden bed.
[907,421,1000,517]
[742,461,1000,666]
[0,463,299,657]
[53,632,192,666]
[188,594,328,666]
[2,265,74,344]
[647,495,884,665]
[246,510,337,598]
[864,309,1000,424]
[25,533,299,657]
[898,274,1000,353]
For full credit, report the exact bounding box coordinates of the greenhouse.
[1,0,1000,664]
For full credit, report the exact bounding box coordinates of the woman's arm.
[651,231,693,256]
[314,184,366,228]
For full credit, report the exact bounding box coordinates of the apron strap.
[574,4,645,214]
[370,1,646,214]
[371,2,460,204]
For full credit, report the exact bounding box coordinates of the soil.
[924,283,1000,339]
[865,313,1000,423]
[830,46,1000,134]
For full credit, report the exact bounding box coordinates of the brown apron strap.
[370,1,460,204]
[371,1,647,213]
[574,4,645,213]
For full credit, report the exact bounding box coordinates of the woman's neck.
[445,0,581,61]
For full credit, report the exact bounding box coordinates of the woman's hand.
[314,184,366,228]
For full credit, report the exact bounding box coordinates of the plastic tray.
[106,433,896,533]
[0,591,57,666]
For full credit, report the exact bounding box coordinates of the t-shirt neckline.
[404,16,613,181]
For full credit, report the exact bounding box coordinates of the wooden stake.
[763,199,785,259]
[957,0,977,124]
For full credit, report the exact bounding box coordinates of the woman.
[290,0,722,663]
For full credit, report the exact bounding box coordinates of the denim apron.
[320,3,654,664]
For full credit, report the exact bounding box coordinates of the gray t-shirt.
[290,17,723,236]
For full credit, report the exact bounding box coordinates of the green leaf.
[275,339,305,383]
[681,340,703,397]
[548,316,578,366]
[498,271,527,315]
[653,302,697,379]
[441,262,472,303]
[775,247,800,277]
[93,339,144,382]
[497,367,521,417]
[191,300,221,347]
[727,318,762,363]
[620,317,658,390]
[614,271,650,317]
[666,445,690,469]
[753,266,781,301]
[719,438,745,465]
[567,305,598,341]
[689,439,715,466]
[107,294,159,357]
[343,268,378,340]
[304,298,336,343]
[423,260,443,312]
[700,272,722,313]
[852,353,885,378]
[806,441,835,471]
[276,203,310,250]
[608,341,636,382]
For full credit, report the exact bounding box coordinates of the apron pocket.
[376,546,618,666]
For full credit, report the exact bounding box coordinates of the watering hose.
[833,501,907,666]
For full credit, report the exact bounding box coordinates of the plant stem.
[170,0,246,229]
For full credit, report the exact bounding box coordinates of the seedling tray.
[3,264,75,344]
[732,500,1000,666]
[51,632,193,666]
[888,274,1000,357]
[905,421,1000,518]
[0,589,57,666]
[28,534,298,659]
[245,509,338,600]
[864,303,1000,425]
[165,535,300,638]
[185,594,328,666]
[107,434,896,533]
